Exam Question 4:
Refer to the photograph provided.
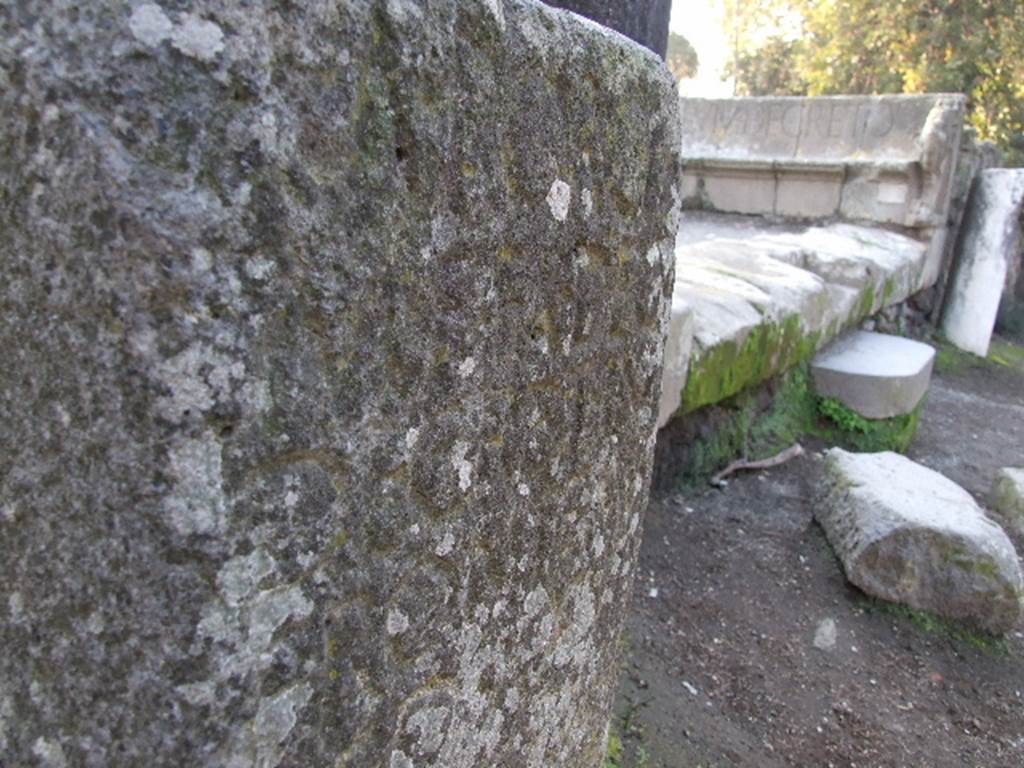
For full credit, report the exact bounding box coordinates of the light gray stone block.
[991,468,1024,537]
[0,2,681,765]
[817,450,1023,635]
[941,169,1024,356]
[811,331,935,419]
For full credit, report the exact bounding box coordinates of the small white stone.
[405,428,420,450]
[129,3,173,48]
[458,357,476,377]
[171,14,225,63]
[546,178,571,222]
[517,483,530,497]
[581,188,593,218]
[813,618,837,650]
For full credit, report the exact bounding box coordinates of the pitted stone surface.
[817,450,1023,635]
[0,2,681,766]
[811,331,935,419]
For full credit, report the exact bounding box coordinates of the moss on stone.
[816,396,923,453]
[673,363,925,488]
[680,315,820,414]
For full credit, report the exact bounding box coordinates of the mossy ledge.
[680,314,821,415]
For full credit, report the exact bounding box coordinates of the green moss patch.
[817,396,922,453]
[672,364,925,488]
[681,315,820,414]
[858,596,1010,655]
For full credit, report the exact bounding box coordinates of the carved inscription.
[680,97,912,157]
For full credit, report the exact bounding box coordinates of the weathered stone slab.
[811,331,935,419]
[659,214,930,421]
[991,468,1024,537]
[679,94,965,288]
[657,298,695,428]
[941,169,1024,355]
[817,450,1023,635]
[0,2,681,766]
[541,0,672,57]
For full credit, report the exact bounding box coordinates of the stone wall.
[0,2,681,766]
[679,95,966,289]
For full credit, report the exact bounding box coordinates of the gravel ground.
[613,334,1024,768]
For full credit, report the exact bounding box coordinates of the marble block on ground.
[817,449,1023,635]
[811,331,935,419]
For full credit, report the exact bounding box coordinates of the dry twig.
[710,443,804,488]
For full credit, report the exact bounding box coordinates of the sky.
[670,0,733,96]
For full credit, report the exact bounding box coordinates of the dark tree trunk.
[542,0,672,59]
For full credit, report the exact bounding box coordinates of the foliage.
[674,364,924,488]
[934,336,1024,374]
[718,0,1024,164]
[731,36,805,97]
[666,32,699,81]
[604,730,623,768]
[719,0,804,95]
[817,396,921,453]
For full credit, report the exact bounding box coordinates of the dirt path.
[613,336,1024,768]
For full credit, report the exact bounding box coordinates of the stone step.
[658,213,931,425]
[810,331,935,419]
[817,449,1023,634]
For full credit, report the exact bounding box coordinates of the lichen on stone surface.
[0,0,680,765]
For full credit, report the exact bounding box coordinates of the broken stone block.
[0,2,681,765]
[811,331,935,419]
[941,169,1024,356]
[817,450,1023,635]
[991,468,1024,537]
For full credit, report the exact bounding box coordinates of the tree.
[727,0,1024,164]
[666,32,699,81]
[718,0,799,95]
[731,36,804,96]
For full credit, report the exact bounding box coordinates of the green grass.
[989,338,1024,371]
[604,730,624,768]
[858,596,1011,655]
[934,336,1024,375]
[674,364,925,488]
